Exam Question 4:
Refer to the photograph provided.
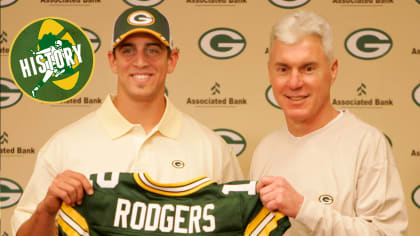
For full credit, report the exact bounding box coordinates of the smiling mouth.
[287,96,308,101]
[131,74,151,80]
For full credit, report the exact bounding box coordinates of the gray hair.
[269,11,334,62]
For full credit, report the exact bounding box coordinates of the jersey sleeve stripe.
[58,210,89,236]
[245,207,286,236]
[57,215,80,236]
[133,172,215,196]
[60,203,89,233]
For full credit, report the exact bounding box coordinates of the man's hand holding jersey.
[42,170,94,214]
[257,176,304,218]
[16,170,93,236]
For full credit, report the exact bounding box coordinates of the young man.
[250,11,408,235]
[12,6,243,236]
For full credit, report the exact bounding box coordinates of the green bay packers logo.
[265,85,281,109]
[1,0,18,8]
[82,28,101,53]
[171,160,185,169]
[128,10,155,26]
[199,28,246,59]
[412,84,420,107]
[412,185,420,208]
[318,194,334,205]
[9,17,95,103]
[124,0,164,7]
[345,28,392,60]
[269,0,310,9]
[0,178,23,209]
[214,129,246,156]
[1,78,22,108]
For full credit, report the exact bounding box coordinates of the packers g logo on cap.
[128,10,155,26]
[9,17,95,103]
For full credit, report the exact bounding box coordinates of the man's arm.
[16,170,93,236]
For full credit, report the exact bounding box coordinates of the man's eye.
[120,47,135,55]
[276,67,287,73]
[305,65,314,73]
[145,46,162,57]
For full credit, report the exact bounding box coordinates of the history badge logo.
[9,17,95,103]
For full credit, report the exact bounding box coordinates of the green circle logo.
[9,17,95,103]
[199,28,246,59]
[345,28,392,60]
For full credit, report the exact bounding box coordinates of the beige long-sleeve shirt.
[250,111,408,235]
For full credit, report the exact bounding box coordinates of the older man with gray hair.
[250,10,408,235]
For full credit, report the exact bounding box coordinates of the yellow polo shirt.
[12,95,243,234]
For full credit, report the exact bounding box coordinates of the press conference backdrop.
[1,0,419,235]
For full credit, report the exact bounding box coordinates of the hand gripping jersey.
[57,172,290,236]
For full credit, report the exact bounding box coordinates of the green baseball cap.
[112,6,172,49]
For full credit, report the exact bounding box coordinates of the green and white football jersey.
[57,172,290,236]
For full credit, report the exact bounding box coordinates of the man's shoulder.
[51,109,100,140]
[256,127,287,148]
[340,111,383,136]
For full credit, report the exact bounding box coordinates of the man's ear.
[108,50,118,74]
[330,59,338,84]
[167,48,179,74]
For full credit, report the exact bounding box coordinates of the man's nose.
[287,70,303,89]
[133,50,149,67]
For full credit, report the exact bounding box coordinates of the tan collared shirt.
[12,95,243,234]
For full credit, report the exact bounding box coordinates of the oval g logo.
[318,194,334,205]
[1,78,22,109]
[265,85,281,109]
[199,28,246,59]
[171,160,185,169]
[412,84,420,107]
[128,11,155,26]
[345,28,392,60]
[0,178,23,209]
[0,0,18,8]
[82,28,101,53]
[269,0,310,9]
[412,185,420,209]
[214,129,247,156]
[124,0,164,7]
